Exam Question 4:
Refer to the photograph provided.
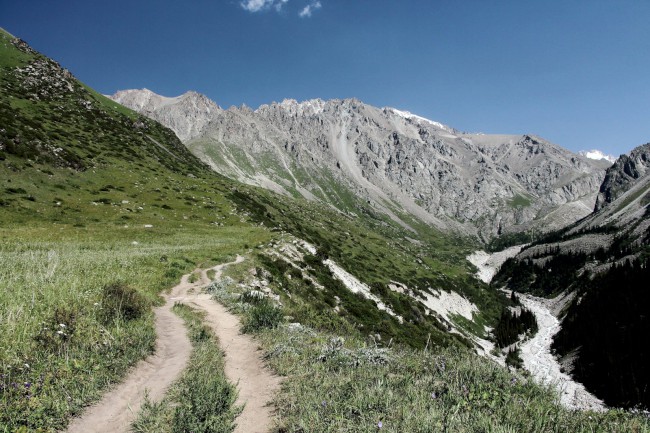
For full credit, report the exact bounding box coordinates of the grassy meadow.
[0,223,269,431]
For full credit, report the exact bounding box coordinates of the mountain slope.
[110,90,609,240]
[1,29,499,353]
[594,142,650,211]
[492,142,650,408]
[1,29,519,429]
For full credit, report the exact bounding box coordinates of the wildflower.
[93,302,99,306]
[511,377,517,385]
[24,382,31,389]
[378,421,383,429]
[57,330,65,335]
[321,401,327,407]
[24,363,30,369]
[59,323,66,328]
[431,392,437,399]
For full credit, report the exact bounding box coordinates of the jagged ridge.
[110,90,608,240]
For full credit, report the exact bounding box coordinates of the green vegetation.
[132,303,240,433]
[0,227,266,431]
[0,29,269,430]
[210,265,649,432]
[552,259,650,409]
[508,194,532,208]
[493,307,538,348]
[241,298,284,333]
[486,230,534,252]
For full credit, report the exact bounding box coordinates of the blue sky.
[2,0,649,156]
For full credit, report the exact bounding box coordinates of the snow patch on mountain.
[387,107,453,132]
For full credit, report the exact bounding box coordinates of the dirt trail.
[185,255,281,433]
[65,273,198,433]
[65,255,279,433]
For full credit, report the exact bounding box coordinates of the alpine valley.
[1,28,648,432]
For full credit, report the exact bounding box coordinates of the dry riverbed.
[467,248,605,411]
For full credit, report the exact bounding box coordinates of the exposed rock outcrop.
[111,91,608,239]
[594,143,650,211]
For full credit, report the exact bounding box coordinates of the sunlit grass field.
[0,224,270,431]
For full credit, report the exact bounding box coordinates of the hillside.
[493,142,650,408]
[111,89,609,241]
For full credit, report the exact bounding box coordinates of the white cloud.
[299,1,321,18]
[241,0,321,17]
[275,0,289,11]
[240,0,277,12]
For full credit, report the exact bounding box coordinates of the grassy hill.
[1,28,648,431]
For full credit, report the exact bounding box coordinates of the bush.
[242,300,283,333]
[34,305,79,353]
[100,282,149,324]
[505,347,523,368]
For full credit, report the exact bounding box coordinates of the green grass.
[210,260,650,433]
[0,30,32,68]
[0,225,268,431]
[263,329,648,432]
[508,194,532,208]
[132,303,240,433]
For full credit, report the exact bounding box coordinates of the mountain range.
[111,89,611,241]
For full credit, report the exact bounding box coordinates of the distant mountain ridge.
[110,89,609,240]
[110,89,221,142]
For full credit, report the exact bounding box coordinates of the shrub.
[240,290,266,305]
[242,299,283,333]
[505,347,523,368]
[100,282,149,324]
[171,359,238,433]
[34,305,79,353]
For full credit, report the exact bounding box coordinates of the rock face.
[110,91,608,239]
[594,143,650,211]
[110,89,221,142]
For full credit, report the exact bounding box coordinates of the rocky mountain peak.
[109,88,221,142]
[111,89,608,239]
[594,142,650,211]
